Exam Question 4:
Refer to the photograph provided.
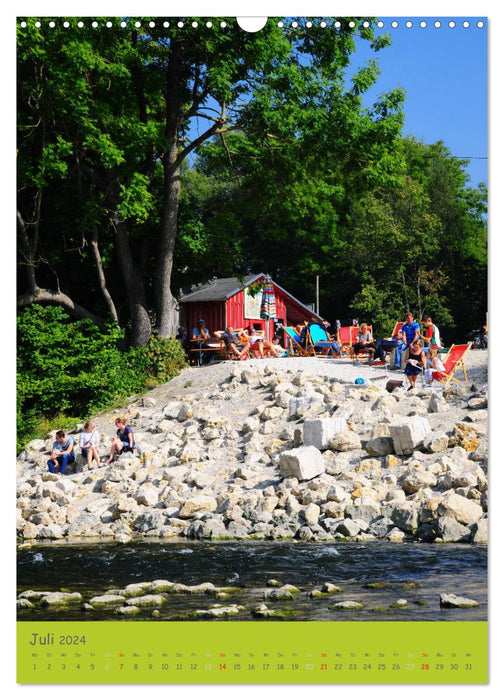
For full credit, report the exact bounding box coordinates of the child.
[105,417,135,465]
[424,347,445,385]
[47,430,75,474]
[79,420,100,469]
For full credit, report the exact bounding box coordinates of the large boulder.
[437,493,483,525]
[389,417,430,455]
[434,516,471,542]
[178,495,218,519]
[279,446,325,481]
[303,417,347,450]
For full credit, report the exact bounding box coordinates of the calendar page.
[15,5,488,686]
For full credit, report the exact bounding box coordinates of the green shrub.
[17,305,186,451]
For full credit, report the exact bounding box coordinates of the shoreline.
[17,351,488,546]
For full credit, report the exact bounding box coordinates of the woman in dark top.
[105,416,135,465]
[404,340,426,390]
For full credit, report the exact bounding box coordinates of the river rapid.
[17,540,487,622]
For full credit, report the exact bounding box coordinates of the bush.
[17,305,187,450]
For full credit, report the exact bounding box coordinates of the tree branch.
[90,225,120,324]
[17,287,104,324]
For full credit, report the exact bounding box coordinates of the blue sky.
[188,16,487,189]
[350,17,487,188]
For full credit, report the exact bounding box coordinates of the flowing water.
[17,540,487,622]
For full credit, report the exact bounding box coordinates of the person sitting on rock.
[79,420,100,469]
[215,326,250,360]
[47,430,75,475]
[404,339,426,390]
[105,417,135,465]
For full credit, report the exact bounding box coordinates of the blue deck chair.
[307,324,341,357]
[282,326,309,357]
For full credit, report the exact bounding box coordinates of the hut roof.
[179,274,262,302]
[179,273,323,321]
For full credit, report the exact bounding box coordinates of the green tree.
[17,16,399,344]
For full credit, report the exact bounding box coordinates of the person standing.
[393,312,421,369]
[47,430,75,474]
[420,315,442,350]
[404,340,426,390]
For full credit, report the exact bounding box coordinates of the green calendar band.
[18,621,487,684]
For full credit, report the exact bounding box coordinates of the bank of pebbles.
[16,351,488,546]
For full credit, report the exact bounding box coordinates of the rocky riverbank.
[16,572,484,622]
[16,352,488,545]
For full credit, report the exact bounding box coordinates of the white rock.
[440,593,479,608]
[279,446,325,481]
[136,485,159,507]
[303,417,347,450]
[389,417,431,455]
[329,431,362,452]
[179,495,218,518]
[437,493,483,525]
[428,395,449,413]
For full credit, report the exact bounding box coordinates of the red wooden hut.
[179,273,323,341]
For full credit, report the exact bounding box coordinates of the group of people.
[348,313,445,390]
[177,319,288,364]
[47,417,135,475]
[177,315,444,389]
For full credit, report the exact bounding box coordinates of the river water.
[17,540,487,622]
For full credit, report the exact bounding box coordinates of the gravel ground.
[147,348,488,403]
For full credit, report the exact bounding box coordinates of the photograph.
[15,12,488,683]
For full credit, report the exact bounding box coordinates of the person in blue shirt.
[47,430,75,474]
[190,319,217,365]
[393,312,420,369]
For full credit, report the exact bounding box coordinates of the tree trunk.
[155,41,183,338]
[155,143,180,338]
[112,217,152,347]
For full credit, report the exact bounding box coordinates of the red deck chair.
[432,343,472,385]
[337,325,359,356]
[391,321,403,338]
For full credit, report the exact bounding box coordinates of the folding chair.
[391,321,403,338]
[337,325,359,357]
[283,326,309,357]
[307,324,340,357]
[345,326,374,361]
[432,343,472,385]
